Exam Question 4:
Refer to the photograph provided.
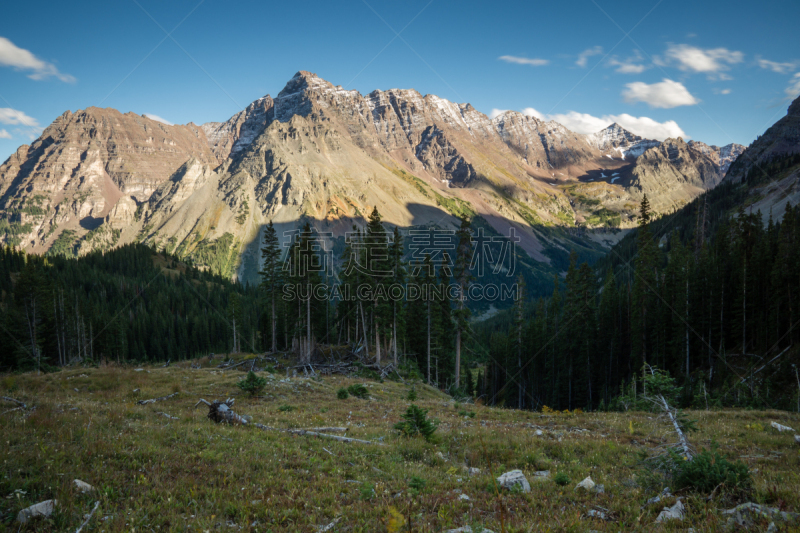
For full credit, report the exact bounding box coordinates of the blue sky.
[1,0,799,162]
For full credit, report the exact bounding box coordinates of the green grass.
[1,363,799,531]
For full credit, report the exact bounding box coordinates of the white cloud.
[498,55,549,67]
[489,108,510,119]
[757,58,797,74]
[608,60,646,74]
[521,107,544,120]
[576,46,603,68]
[0,129,11,139]
[144,114,173,125]
[519,107,685,141]
[608,114,686,140]
[0,36,75,82]
[786,73,800,100]
[607,50,647,74]
[662,44,743,78]
[525,108,608,133]
[712,88,732,95]
[622,79,699,108]
[0,108,39,127]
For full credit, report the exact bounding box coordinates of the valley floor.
[1,361,799,532]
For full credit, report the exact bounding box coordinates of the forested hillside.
[0,244,260,371]
[475,167,800,412]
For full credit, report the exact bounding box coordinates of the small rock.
[17,500,58,523]
[593,484,605,494]
[575,476,596,491]
[444,527,495,533]
[645,487,672,507]
[134,368,143,372]
[461,466,481,476]
[655,499,685,523]
[586,509,609,520]
[771,421,795,432]
[459,494,470,501]
[73,479,94,493]
[531,471,550,483]
[794,435,800,445]
[496,470,531,493]
[535,430,543,436]
[435,451,447,461]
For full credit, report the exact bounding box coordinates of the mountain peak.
[291,70,319,82]
[789,95,800,117]
[278,70,326,98]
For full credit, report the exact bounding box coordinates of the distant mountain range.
[0,71,746,282]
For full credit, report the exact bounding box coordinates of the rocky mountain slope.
[726,97,800,183]
[721,96,800,222]
[0,71,745,283]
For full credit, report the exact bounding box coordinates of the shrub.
[359,482,375,500]
[671,446,750,493]
[394,404,439,442]
[458,410,476,418]
[237,371,266,396]
[408,476,427,496]
[554,472,570,486]
[407,387,418,401]
[278,404,294,412]
[337,388,349,400]
[347,383,369,399]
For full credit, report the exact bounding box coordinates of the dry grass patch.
[1,363,799,532]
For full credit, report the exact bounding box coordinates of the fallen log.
[287,429,385,445]
[301,427,349,433]
[136,392,179,405]
[195,398,249,424]
[193,399,383,445]
[156,412,179,420]
[75,501,99,533]
[2,396,26,408]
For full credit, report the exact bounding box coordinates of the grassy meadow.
[1,359,799,532]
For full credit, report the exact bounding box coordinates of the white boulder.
[17,500,58,523]
[496,470,531,493]
[73,479,95,493]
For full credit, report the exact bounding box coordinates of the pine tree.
[365,207,390,364]
[389,226,406,367]
[633,194,658,379]
[513,274,527,409]
[260,220,282,352]
[452,216,473,388]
